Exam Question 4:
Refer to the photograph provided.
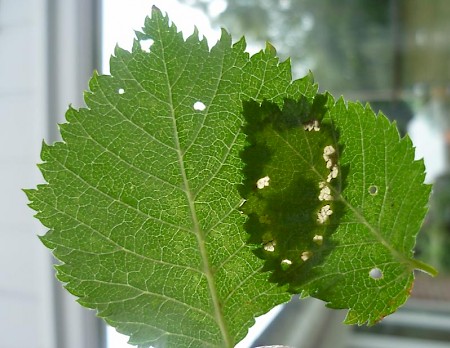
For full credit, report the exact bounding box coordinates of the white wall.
[0,1,103,347]
[0,0,56,347]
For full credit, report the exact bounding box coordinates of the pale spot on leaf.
[317,204,333,224]
[327,165,339,182]
[319,185,332,201]
[301,251,312,261]
[369,268,383,280]
[313,235,323,245]
[303,119,320,131]
[193,101,206,111]
[323,145,336,156]
[369,185,378,195]
[263,240,276,252]
[280,259,292,269]
[256,176,270,189]
[326,160,333,169]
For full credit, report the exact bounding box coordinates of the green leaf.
[26,5,436,347]
[25,7,319,348]
[240,95,436,326]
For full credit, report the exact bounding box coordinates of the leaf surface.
[26,5,436,347]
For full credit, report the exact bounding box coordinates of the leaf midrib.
[156,22,232,348]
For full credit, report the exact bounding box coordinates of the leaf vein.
[49,152,194,233]
[72,115,184,192]
[36,200,202,274]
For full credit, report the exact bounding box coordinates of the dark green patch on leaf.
[240,96,436,325]
[239,96,346,290]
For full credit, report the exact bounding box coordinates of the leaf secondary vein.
[49,152,194,233]
[204,200,243,238]
[192,129,240,200]
[72,113,183,192]
[82,279,215,320]
[36,196,202,274]
[96,74,177,152]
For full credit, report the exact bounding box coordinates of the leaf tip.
[22,188,36,203]
[264,41,277,56]
[219,27,232,46]
[151,5,163,17]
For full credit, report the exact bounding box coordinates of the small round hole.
[193,101,206,111]
[369,267,383,280]
[117,88,125,95]
[368,185,378,195]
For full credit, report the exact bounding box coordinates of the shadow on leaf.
[239,96,348,293]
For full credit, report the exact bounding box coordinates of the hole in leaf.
[139,39,154,52]
[117,88,125,95]
[369,267,383,280]
[193,101,206,111]
[368,185,378,195]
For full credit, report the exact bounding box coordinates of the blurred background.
[1,0,450,347]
